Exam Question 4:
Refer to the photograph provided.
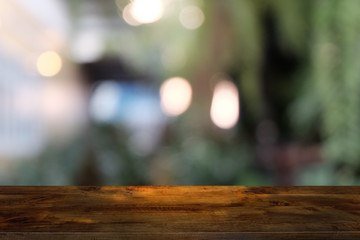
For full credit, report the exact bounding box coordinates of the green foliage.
[291,0,360,168]
[7,0,360,185]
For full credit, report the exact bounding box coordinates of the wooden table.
[0,186,359,239]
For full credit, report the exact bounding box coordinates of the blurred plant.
[7,0,360,186]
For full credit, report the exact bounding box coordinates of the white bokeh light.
[160,77,192,116]
[179,5,205,30]
[71,30,104,63]
[130,0,164,24]
[90,81,120,123]
[121,3,141,26]
[210,80,239,129]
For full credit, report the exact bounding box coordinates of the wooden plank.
[0,186,360,239]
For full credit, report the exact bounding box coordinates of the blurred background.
[0,0,359,185]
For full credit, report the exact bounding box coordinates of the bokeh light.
[129,0,164,24]
[36,51,62,77]
[71,31,104,63]
[210,80,239,129]
[160,77,192,116]
[90,81,120,123]
[122,3,141,26]
[179,5,205,30]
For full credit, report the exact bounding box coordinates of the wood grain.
[0,186,360,239]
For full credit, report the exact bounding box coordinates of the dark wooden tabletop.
[0,186,360,239]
